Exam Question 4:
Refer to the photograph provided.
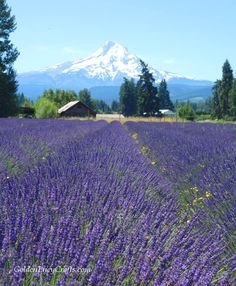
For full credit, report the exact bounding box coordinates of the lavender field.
[0,119,235,285]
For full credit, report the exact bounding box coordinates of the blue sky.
[7,0,236,80]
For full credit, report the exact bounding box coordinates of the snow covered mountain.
[17,41,212,101]
[40,41,193,83]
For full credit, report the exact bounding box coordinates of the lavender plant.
[0,120,235,285]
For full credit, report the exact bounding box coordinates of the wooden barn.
[58,101,96,118]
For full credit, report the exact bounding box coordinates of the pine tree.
[119,78,137,116]
[79,88,95,109]
[0,0,19,117]
[158,79,174,110]
[111,100,119,112]
[229,79,236,119]
[137,60,158,116]
[219,60,233,116]
[211,80,222,119]
[136,79,143,115]
[94,99,111,113]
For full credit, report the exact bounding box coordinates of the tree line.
[25,89,111,118]
[119,60,174,116]
[1,0,236,121]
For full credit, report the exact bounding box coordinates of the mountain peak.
[30,41,197,84]
[103,40,117,49]
[92,41,129,58]
[17,41,212,101]
[60,41,139,80]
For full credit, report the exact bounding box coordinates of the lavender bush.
[0,119,235,285]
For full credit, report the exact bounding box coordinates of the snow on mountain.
[41,41,191,83]
[17,41,212,101]
[62,41,141,80]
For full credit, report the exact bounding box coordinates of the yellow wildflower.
[205,191,212,198]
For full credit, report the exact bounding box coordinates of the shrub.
[178,104,195,121]
[35,98,58,118]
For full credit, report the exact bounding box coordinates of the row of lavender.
[0,118,107,183]
[0,119,234,285]
[126,121,236,278]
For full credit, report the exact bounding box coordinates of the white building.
[159,109,176,116]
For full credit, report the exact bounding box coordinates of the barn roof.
[58,100,96,114]
[58,101,79,114]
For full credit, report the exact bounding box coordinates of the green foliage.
[119,78,137,116]
[212,60,234,120]
[212,80,222,119]
[137,60,158,115]
[78,88,95,109]
[17,93,34,108]
[40,88,112,115]
[42,89,78,108]
[195,114,212,121]
[229,79,236,119]
[0,0,19,117]
[158,79,174,110]
[190,98,212,115]
[177,103,195,121]
[5,156,19,174]
[220,59,233,116]
[35,97,58,118]
[0,71,18,116]
[111,100,119,112]
[94,99,111,113]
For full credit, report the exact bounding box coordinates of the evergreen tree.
[0,0,19,117]
[119,78,137,116]
[136,79,143,115]
[219,60,233,116]
[17,93,33,108]
[229,79,236,119]
[94,99,111,113]
[137,60,158,115]
[158,79,174,110]
[78,88,95,109]
[111,100,119,112]
[211,80,222,119]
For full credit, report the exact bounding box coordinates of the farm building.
[159,109,175,116]
[58,101,96,118]
[96,114,125,120]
